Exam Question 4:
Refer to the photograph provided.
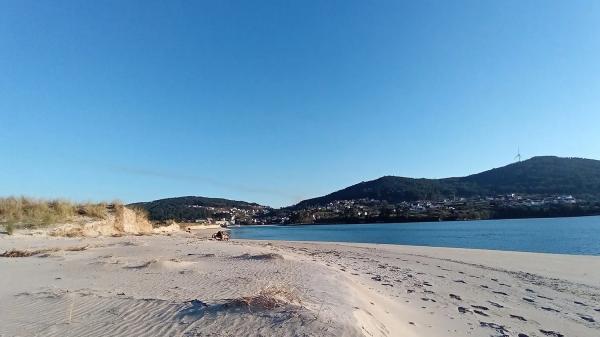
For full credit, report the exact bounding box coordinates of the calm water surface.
[231,216,600,255]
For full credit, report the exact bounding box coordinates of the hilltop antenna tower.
[514,147,522,163]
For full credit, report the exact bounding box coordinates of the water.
[231,216,600,255]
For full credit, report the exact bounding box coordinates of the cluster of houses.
[183,194,581,225]
[189,205,271,226]
[259,194,581,224]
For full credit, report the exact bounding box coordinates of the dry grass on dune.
[131,206,149,219]
[0,197,75,227]
[225,284,304,312]
[79,202,109,219]
[0,197,140,234]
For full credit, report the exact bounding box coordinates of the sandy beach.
[1,233,599,337]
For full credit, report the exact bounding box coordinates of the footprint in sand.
[539,329,564,337]
[510,314,527,321]
[124,260,157,269]
[188,253,215,257]
[479,322,508,336]
[449,294,462,300]
[485,300,502,306]
[458,306,471,314]
[578,314,595,323]
[472,305,489,311]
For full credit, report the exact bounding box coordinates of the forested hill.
[129,196,267,221]
[294,156,600,208]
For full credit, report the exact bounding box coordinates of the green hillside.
[129,196,265,221]
[295,156,600,208]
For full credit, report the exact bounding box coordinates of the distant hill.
[294,156,600,208]
[129,196,267,221]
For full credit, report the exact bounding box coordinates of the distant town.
[166,193,599,227]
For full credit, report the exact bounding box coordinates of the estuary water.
[231,216,600,255]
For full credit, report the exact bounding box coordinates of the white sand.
[1,234,599,337]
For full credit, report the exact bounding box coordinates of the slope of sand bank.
[1,235,599,337]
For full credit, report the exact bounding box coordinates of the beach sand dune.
[0,235,361,337]
[1,234,599,337]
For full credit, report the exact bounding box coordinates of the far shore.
[261,212,600,226]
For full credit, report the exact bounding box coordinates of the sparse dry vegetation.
[0,197,74,228]
[79,202,108,219]
[151,219,179,229]
[227,285,302,312]
[131,206,149,220]
[0,197,128,232]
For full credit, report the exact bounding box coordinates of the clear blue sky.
[1,1,599,207]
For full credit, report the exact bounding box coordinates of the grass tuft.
[131,206,149,220]
[79,202,108,219]
[227,285,302,312]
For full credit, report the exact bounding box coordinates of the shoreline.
[1,234,599,336]
[230,216,600,257]
[233,237,600,257]
[250,212,600,226]
[261,212,600,227]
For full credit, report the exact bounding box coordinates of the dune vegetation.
[0,197,129,233]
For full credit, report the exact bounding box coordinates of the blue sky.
[1,1,599,207]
